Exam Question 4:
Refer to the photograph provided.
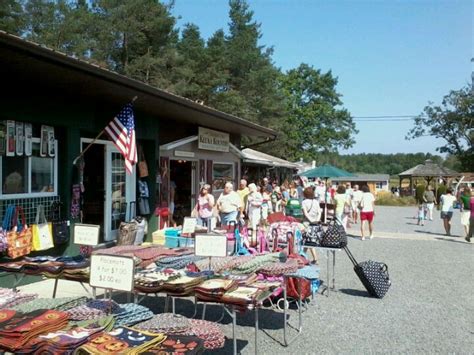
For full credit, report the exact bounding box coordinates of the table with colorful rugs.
[0,287,225,354]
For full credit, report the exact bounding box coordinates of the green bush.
[415,184,426,204]
[376,191,417,206]
[436,185,447,201]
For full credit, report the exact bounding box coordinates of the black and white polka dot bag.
[344,246,391,298]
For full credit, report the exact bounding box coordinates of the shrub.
[436,185,447,201]
[376,191,417,206]
[415,184,426,204]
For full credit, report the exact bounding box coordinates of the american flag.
[105,103,137,174]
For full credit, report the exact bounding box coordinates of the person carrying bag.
[32,205,54,251]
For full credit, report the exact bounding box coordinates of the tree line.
[0,0,355,161]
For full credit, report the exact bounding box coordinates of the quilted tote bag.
[32,205,54,251]
[7,207,33,259]
[0,205,15,255]
[50,201,70,245]
[321,219,347,248]
[303,223,323,246]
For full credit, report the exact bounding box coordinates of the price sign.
[195,233,227,257]
[90,255,135,292]
[182,217,197,234]
[74,224,100,246]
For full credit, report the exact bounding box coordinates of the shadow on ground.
[338,288,371,298]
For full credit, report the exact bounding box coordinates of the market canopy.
[398,159,459,179]
[299,164,354,179]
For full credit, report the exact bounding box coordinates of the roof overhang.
[0,31,276,138]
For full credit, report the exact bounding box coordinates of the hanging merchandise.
[138,145,149,178]
[40,125,49,157]
[138,180,150,215]
[24,123,32,156]
[6,206,33,259]
[71,184,83,220]
[32,204,54,251]
[50,201,70,245]
[0,121,6,156]
[47,126,55,157]
[6,120,15,157]
[15,122,24,156]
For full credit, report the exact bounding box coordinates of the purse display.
[303,223,323,246]
[320,219,347,248]
[138,146,149,178]
[32,205,54,251]
[6,207,33,259]
[0,205,15,255]
[50,201,70,246]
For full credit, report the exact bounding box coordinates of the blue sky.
[172,0,473,155]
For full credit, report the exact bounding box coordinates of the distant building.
[332,174,390,195]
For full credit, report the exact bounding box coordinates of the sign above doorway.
[198,127,229,152]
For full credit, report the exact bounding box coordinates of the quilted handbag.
[0,205,15,255]
[7,207,33,259]
[50,201,70,246]
[303,223,323,246]
[321,219,347,248]
[117,221,138,246]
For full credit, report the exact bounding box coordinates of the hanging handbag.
[32,205,54,251]
[50,201,70,245]
[138,198,150,215]
[0,205,15,255]
[138,146,149,178]
[7,207,33,259]
[117,202,138,246]
[320,219,347,248]
[286,232,311,300]
[303,223,324,246]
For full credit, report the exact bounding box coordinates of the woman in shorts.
[359,185,375,240]
[459,187,472,238]
[440,188,457,236]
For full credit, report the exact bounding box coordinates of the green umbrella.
[299,164,354,222]
[299,164,354,179]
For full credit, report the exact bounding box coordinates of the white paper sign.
[74,224,100,246]
[90,255,135,292]
[195,233,227,257]
[182,217,197,234]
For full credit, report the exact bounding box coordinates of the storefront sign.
[74,224,100,246]
[198,127,229,152]
[195,233,227,257]
[175,150,195,158]
[182,217,197,234]
[90,255,135,292]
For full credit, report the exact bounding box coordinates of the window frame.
[212,162,234,192]
[0,138,58,199]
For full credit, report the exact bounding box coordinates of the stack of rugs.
[134,313,225,350]
[0,309,69,352]
[194,278,237,303]
[0,255,90,282]
[17,316,115,354]
[134,268,181,292]
[155,255,206,270]
[162,272,206,296]
[13,296,89,313]
[66,299,154,327]
[0,288,38,309]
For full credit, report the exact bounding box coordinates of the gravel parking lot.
[202,206,473,354]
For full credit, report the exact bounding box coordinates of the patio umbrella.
[299,164,354,222]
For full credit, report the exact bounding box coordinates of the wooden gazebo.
[398,159,460,194]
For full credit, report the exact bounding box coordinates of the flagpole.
[72,96,138,165]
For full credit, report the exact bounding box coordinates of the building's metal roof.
[0,31,276,138]
[241,148,298,169]
[332,174,390,182]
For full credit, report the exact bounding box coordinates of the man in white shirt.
[352,184,363,223]
[217,182,241,226]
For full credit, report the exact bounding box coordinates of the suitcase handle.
[343,246,359,266]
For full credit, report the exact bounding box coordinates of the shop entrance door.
[169,159,195,225]
[81,139,135,242]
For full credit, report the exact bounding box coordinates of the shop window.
[212,163,234,191]
[1,139,57,198]
[375,182,383,189]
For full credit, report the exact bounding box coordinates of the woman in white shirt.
[359,185,375,240]
[440,188,457,236]
[246,183,263,231]
[302,187,321,264]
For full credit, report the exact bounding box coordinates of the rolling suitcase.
[344,246,391,298]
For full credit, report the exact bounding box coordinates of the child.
[417,204,425,226]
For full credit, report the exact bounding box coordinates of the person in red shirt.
[466,195,474,243]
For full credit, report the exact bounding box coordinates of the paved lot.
[17,206,473,354]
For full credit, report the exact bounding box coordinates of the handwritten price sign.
[90,255,135,292]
